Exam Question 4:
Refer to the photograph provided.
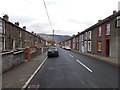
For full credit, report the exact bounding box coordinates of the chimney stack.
[31,31,34,34]
[3,14,9,21]
[15,22,19,26]
[23,26,26,30]
[98,20,102,23]
[113,10,117,14]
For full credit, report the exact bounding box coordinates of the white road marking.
[21,57,48,90]
[76,59,93,73]
[69,54,74,58]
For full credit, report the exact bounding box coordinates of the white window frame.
[20,31,22,37]
[79,34,84,41]
[116,16,120,27]
[0,19,2,34]
[97,41,102,52]
[106,23,110,35]
[88,31,91,40]
[85,32,88,40]
[98,26,102,36]
[88,41,91,52]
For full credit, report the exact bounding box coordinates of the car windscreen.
[48,48,58,51]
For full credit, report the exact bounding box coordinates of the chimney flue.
[23,26,26,30]
[3,14,9,21]
[15,22,19,26]
[113,10,117,14]
[98,20,102,23]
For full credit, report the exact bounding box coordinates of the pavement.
[2,52,47,89]
[71,50,119,67]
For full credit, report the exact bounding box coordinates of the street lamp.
[52,30,60,46]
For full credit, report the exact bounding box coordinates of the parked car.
[65,46,71,50]
[62,46,65,49]
[47,47,59,57]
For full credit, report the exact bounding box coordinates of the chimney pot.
[31,31,34,34]
[98,20,102,23]
[15,22,19,26]
[3,14,9,21]
[23,26,26,30]
[113,10,117,14]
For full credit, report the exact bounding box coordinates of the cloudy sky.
[0,0,119,36]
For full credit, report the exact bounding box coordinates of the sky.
[0,0,120,36]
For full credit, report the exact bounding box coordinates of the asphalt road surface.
[28,48,119,88]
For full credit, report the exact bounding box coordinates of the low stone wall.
[2,50,24,73]
[30,48,42,59]
[2,47,48,73]
[30,47,48,59]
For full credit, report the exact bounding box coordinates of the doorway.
[105,39,110,57]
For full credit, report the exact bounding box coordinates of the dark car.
[47,47,59,57]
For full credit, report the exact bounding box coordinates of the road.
[27,48,119,88]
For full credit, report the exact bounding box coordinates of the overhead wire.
[42,0,53,30]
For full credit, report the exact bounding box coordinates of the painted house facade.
[62,11,120,60]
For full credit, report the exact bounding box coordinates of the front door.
[105,39,110,57]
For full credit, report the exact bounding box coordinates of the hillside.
[38,33,71,43]
[48,34,71,42]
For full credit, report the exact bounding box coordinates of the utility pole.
[52,30,60,46]
[52,30,55,46]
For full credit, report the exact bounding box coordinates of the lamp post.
[52,30,60,46]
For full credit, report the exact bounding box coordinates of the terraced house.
[0,14,49,52]
[61,10,120,62]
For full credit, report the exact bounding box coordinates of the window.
[88,41,91,52]
[84,32,87,40]
[88,31,91,40]
[116,16,120,27]
[0,37,3,50]
[98,26,102,36]
[73,38,75,42]
[0,20,2,34]
[97,41,102,52]
[105,23,110,35]
[79,34,83,41]
[20,31,22,37]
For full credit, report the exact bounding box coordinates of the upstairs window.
[105,22,110,35]
[88,31,91,40]
[19,31,22,37]
[116,16,120,28]
[79,34,83,41]
[98,26,102,36]
[84,32,87,40]
[0,20,3,34]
